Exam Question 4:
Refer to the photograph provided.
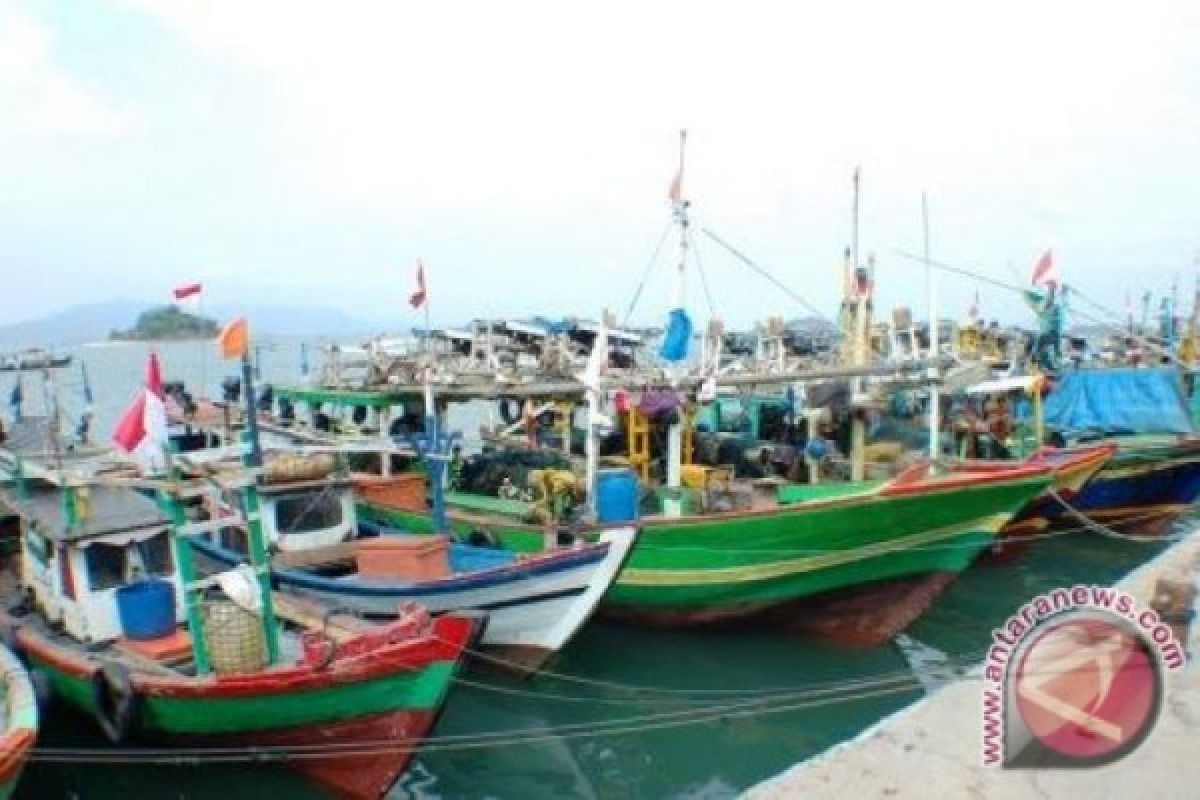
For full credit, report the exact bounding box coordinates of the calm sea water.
[10,339,1183,799]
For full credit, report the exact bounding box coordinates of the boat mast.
[923,191,940,469]
[665,129,687,509]
[849,167,867,482]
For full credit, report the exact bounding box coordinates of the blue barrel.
[116,580,177,640]
[596,469,640,523]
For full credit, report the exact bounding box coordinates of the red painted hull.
[0,728,34,789]
[223,708,437,800]
[769,572,958,647]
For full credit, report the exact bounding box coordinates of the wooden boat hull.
[0,644,36,800]
[362,471,1051,627]
[193,526,637,673]
[9,614,477,800]
[1051,438,1200,536]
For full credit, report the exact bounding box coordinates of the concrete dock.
[745,530,1200,799]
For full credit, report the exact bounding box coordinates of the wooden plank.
[275,541,358,570]
[270,592,371,644]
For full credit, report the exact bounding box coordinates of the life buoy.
[498,397,525,426]
[92,663,139,742]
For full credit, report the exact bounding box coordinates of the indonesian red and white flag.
[1030,249,1059,289]
[112,352,169,471]
[173,282,202,300]
[409,260,427,309]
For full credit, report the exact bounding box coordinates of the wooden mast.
[849,167,866,482]
[923,191,940,470]
[665,129,687,516]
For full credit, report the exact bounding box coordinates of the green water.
[7,340,1185,798]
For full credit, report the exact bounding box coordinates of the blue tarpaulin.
[659,308,693,362]
[1043,368,1194,436]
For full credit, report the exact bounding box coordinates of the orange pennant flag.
[216,317,249,359]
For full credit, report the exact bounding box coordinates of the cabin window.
[137,532,174,577]
[274,493,343,534]
[84,543,127,591]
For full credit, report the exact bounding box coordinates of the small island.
[110,304,219,341]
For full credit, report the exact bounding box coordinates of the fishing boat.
[0,466,477,800]
[363,461,1052,627]
[0,643,37,799]
[182,446,636,673]
[0,349,71,372]
[944,376,1116,549]
[1039,368,1200,536]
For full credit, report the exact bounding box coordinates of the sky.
[2,0,1199,331]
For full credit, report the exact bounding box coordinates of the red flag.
[409,260,427,309]
[667,168,682,205]
[1031,249,1059,289]
[173,282,202,300]
[146,351,164,398]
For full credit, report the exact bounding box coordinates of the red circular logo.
[1014,616,1159,761]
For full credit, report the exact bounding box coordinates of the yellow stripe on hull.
[617,512,1012,588]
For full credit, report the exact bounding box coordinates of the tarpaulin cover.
[1043,368,1195,436]
[659,308,693,362]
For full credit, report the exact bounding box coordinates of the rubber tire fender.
[497,396,525,426]
[92,663,140,743]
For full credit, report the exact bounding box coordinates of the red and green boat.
[6,606,474,799]
[0,643,36,800]
[0,468,478,800]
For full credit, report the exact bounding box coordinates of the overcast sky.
[2,0,1198,331]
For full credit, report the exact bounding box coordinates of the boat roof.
[434,329,474,342]
[4,417,66,460]
[964,376,1038,395]
[502,321,548,337]
[0,484,168,543]
[572,321,642,343]
[274,386,401,408]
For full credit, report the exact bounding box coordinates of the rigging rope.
[699,227,830,321]
[890,249,1192,369]
[685,228,718,320]
[623,219,675,326]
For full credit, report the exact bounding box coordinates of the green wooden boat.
[359,463,1052,625]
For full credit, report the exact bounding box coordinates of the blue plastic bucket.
[596,468,640,523]
[116,580,177,640]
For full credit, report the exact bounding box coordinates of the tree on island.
[110,304,219,341]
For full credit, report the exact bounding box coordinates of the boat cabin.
[2,485,183,643]
[208,476,357,555]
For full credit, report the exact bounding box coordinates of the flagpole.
[198,290,208,401]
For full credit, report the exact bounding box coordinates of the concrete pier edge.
[745,527,1200,799]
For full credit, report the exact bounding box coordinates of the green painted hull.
[28,654,456,736]
[358,473,1049,616]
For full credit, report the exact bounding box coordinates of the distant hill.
[110,305,219,341]
[0,299,395,347]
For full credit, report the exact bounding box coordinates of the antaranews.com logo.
[981,584,1186,768]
